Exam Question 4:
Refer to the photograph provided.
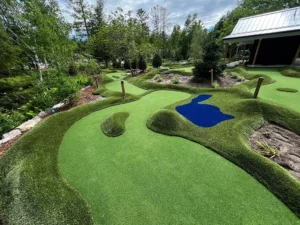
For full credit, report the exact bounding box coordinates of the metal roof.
[223,6,300,43]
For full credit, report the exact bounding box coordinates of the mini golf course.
[58,71,299,224]
[1,69,300,224]
[248,68,300,112]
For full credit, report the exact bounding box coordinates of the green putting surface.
[105,72,147,95]
[249,68,300,112]
[59,90,299,225]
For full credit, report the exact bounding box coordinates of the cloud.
[58,0,238,29]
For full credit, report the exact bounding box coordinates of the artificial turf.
[105,72,147,95]
[101,112,130,137]
[2,68,300,224]
[59,90,299,224]
[247,68,300,112]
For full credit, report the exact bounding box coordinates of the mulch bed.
[0,86,104,158]
[149,73,247,88]
[249,122,300,181]
[218,75,247,88]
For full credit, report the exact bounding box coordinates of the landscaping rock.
[38,111,49,118]
[0,129,22,145]
[17,116,42,133]
[52,102,66,110]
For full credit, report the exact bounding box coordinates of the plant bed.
[218,74,248,88]
[249,122,300,181]
[149,73,212,88]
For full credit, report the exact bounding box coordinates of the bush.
[0,111,26,136]
[193,38,223,81]
[138,55,147,71]
[152,54,162,68]
[172,76,180,84]
[68,63,78,76]
[131,59,137,70]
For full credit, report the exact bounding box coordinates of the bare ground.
[218,75,247,88]
[249,122,300,181]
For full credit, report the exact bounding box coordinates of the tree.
[89,0,105,35]
[193,37,224,80]
[152,54,162,68]
[138,55,147,72]
[136,8,150,37]
[190,24,207,61]
[68,0,92,38]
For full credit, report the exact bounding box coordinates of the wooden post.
[292,45,300,65]
[253,39,262,65]
[211,69,214,87]
[121,81,126,99]
[253,77,264,99]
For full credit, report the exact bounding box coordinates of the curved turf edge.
[101,112,130,137]
[0,95,140,225]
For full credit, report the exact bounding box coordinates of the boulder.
[0,129,22,145]
[38,111,49,118]
[52,102,66,110]
[17,116,42,133]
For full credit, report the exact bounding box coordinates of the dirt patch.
[149,73,212,88]
[249,122,300,181]
[218,75,247,88]
[73,86,104,106]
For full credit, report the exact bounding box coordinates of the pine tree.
[152,54,162,68]
[138,55,147,72]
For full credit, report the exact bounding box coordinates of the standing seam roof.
[223,6,300,40]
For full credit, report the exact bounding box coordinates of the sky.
[59,0,238,30]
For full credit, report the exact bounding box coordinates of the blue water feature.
[176,94,235,128]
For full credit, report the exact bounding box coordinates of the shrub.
[172,76,180,84]
[0,111,26,136]
[153,74,163,82]
[193,38,223,81]
[152,54,162,68]
[131,59,137,70]
[138,55,147,72]
[68,63,78,76]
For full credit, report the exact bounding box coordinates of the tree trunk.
[129,61,134,77]
[35,54,43,82]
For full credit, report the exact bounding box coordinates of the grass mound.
[280,67,300,78]
[147,109,185,134]
[277,88,298,93]
[101,112,130,137]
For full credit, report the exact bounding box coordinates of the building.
[223,7,300,66]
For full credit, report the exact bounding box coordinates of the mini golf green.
[248,68,300,112]
[59,90,299,225]
[105,72,147,95]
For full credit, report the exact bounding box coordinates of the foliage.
[101,112,130,137]
[193,37,223,80]
[0,75,34,92]
[0,111,26,136]
[255,140,281,159]
[172,75,180,84]
[152,54,162,68]
[124,59,130,69]
[68,62,79,76]
[153,74,163,82]
[112,59,122,69]
[138,55,147,71]
[276,88,298,93]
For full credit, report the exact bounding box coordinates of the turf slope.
[59,90,299,225]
